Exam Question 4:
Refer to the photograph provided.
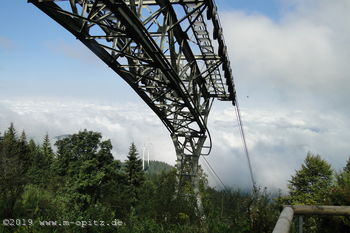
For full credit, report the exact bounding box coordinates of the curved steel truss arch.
[29,0,236,214]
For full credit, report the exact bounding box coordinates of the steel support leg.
[172,134,206,217]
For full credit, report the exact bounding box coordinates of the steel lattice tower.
[29,0,236,215]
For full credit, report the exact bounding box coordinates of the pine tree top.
[344,157,350,173]
[127,142,139,161]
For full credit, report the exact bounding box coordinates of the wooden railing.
[272,205,350,233]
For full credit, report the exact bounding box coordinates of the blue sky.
[1,0,350,191]
[1,1,138,102]
[218,0,282,19]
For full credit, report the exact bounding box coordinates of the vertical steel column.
[172,134,207,216]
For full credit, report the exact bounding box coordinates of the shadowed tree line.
[0,124,349,232]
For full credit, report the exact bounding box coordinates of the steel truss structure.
[29,0,236,214]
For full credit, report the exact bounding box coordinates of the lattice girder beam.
[30,0,210,131]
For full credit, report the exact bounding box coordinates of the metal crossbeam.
[29,0,236,215]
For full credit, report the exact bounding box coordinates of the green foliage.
[282,153,333,233]
[286,152,333,205]
[53,130,122,213]
[3,124,350,233]
[125,143,145,211]
[204,187,279,233]
[0,124,280,233]
[0,124,30,218]
[146,160,174,175]
[17,184,58,222]
[26,136,53,188]
[332,171,350,205]
[324,163,350,231]
[280,152,350,233]
[344,157,350,173]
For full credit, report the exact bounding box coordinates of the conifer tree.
[27,134,54,187]
[42,133,54,158]
[19,130,27,145]
[0,124,29,217]
[344,157,350,173]
[125,143,144,210]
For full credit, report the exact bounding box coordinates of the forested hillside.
[146,160,174,175]
[0,124,349,232]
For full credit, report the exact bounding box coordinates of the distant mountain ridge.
[145,160,174,175]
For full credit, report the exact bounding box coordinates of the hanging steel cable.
[234,99,257,193]
[202,156,227,190]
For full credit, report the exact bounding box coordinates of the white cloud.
[202,0,350,190]
[221,0,350,111]
[1,98,349,192]
[206,107,350,191]
[0,99,174,164]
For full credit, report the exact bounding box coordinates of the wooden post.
[272,206,294,233]
[298,216,303,233]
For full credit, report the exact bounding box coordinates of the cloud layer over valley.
[1,0,350,192]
